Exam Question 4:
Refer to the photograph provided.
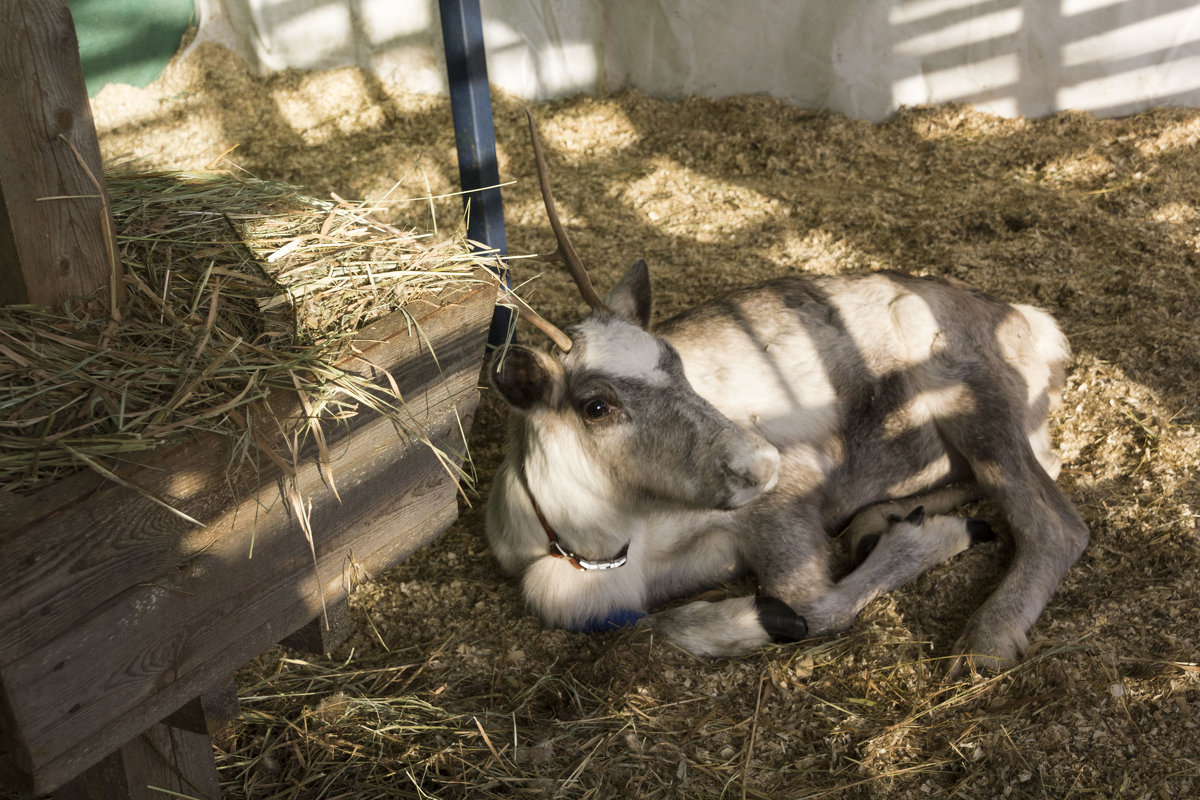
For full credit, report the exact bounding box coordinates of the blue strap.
[571,609,646,633]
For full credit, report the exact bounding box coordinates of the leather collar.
[523,482,629,571]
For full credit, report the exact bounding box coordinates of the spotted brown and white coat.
[486,114,1088,671]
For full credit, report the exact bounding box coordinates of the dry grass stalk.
[0,170,494,495]
[215,633,1085,799]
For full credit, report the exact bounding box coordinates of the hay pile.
[0,169,490,494]
[26,42,1198,799]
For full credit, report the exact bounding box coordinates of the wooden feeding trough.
[0,4,499,795]
[0,275,494,797]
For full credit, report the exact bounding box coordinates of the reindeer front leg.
[648,507,994,658]
[644,506,829,657]
[640,596,786,657]
[803,507,995,635]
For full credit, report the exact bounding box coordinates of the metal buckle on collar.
[525,480,630,571]
[549,539,630,571]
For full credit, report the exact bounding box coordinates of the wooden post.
[54,722,222,800]
[281,600,353,656]
[163,678,242,738]
[0,0,118,310]
[55,679,239,800]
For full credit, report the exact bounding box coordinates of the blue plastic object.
[572,609,646,633]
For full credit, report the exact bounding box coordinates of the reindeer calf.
[486,115,1088,671]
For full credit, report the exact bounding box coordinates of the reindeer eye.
[583,398,612,420]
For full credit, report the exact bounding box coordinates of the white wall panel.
[189,0,1200,120]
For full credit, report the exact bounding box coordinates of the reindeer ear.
[605,259,652,329]
[489,345,563,411]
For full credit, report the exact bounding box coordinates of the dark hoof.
[754,595,809,643]
[904,505,926,525]
[966,518,995,545]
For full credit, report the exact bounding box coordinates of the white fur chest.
[488,456,745,630]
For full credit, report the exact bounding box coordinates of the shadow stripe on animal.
[487,112,1088,672]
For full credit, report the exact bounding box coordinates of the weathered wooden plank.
[0,0,116,307]
[162,677,240,737]
[0,276,495,793]
[0,278,493,662]
[280,601,353,656]
[0,277,491,535]
[54,723,221,800]
[0,673,29,791]
[9,399,472,793]
[0,332,480,666]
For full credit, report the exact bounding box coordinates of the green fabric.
[68,0,195,96]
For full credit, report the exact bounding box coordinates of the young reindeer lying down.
[487,113,1088,672]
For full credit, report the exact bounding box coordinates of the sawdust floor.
[89,44,1200,799]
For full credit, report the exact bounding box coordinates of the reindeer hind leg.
[935,386,1089,673]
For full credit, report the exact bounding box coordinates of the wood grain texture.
[54,723,221,800]
[162,676,240,737]
[0,276,494,793]
[0,278,493,659]
[280,600,353,656]
[0,0,116,307]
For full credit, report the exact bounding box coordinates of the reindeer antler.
[498,284,574,352]
[525,108,612,314]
